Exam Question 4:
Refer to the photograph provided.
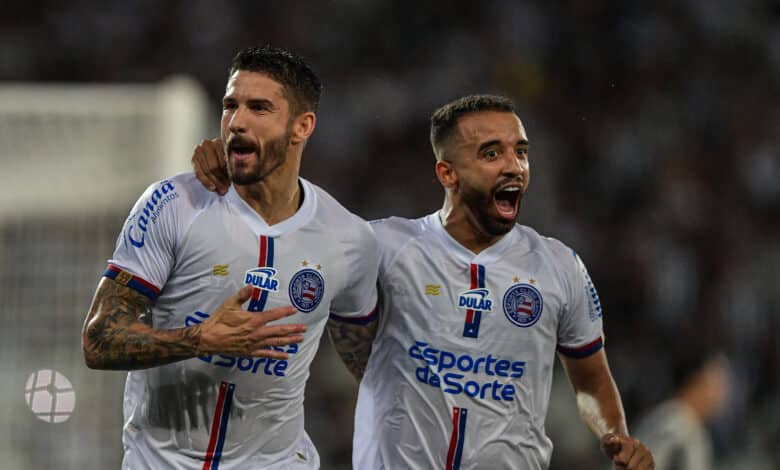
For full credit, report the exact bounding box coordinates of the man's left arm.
[558,249,654,469]
[560,349,654,469]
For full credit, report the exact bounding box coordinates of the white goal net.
[0,77,210,469]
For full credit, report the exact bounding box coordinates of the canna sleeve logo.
[125,180,178,248]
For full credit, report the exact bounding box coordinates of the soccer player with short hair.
[191,94,654,468]
[351,95,653,469]
[82,46,379,469]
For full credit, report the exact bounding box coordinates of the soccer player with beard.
[82,46,380,469]
[191,94,654,469]
[351,95,653,470]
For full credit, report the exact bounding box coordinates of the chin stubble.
[229,133,290,186]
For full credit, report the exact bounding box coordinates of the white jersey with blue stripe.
[105,173,379,470]
[353,212,604,470]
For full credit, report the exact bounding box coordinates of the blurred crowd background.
[1,1,778,468]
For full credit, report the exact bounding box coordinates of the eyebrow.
[247,98,276,109]
[477,139,529,152]
[222,97,277,110]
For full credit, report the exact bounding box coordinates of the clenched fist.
[601,433,655,470]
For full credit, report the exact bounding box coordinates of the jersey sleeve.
[328,219,380,324]
[104,179,182,300]
[556,249,604,358]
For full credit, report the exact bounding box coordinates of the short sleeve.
[556,250,604,358]
[105,179,181,300]
[328,220,380,324]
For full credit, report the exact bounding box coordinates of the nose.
[228,106,248,134]
[501,148,522,177]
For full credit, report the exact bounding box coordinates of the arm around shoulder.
[326,313,379,381]
[326,217,381,381]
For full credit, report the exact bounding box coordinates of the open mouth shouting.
[493,184,523,221]
[227,137,258,163]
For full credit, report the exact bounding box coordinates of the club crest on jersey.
[503,284,544,327]
[289,268,325,313]
[244,267,280,292]
[457,288,494,312]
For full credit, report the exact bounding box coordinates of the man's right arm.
[82,278,306,370]
[326,316,379,381]
[82,277,202,370]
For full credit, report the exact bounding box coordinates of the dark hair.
[430,94,516,160]
[230,45,322,115]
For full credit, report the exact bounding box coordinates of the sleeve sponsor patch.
[125,180,179,249]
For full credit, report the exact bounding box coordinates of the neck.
[440,196,503,255]
[234,163,302,225]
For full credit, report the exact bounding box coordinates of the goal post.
[0,76,211,218]
[0,77,210,469]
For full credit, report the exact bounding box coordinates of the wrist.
[190,324,206,355]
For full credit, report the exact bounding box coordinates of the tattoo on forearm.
[326,319,378,381]
[82,278,201,370]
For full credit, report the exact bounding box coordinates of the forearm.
[82,277,202,370]
[84,321,202,370]
[326,318,378,381]
[574,372,628,438]
[563,350,655,467]
[561,350,629,439]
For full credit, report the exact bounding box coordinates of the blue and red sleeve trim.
[557,336,603,358]
[103,264,161,300]
[329,306,378,325]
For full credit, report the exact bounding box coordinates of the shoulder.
[369,215,426,250]
[132,172,217,214]
[516,224,579,266]
[516,225,595,299]
[370,216,423,238]
[306,180,376,248]
[368,215,430,273]
[124,173,218,244]
[162,172,220,210]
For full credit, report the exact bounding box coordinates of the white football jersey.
[105,173,378,470]
[354,213,604,470]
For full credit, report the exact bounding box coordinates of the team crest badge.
[288,269,325,313]
[502,284,543,327]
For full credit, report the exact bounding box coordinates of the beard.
[227,131,291,186]
[459,179,522,237]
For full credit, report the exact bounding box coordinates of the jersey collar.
[426,211,520,265]
[225,178,318,237]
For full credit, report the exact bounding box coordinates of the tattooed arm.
[326,318,379,381]
[82,277,200,370]
[82,278,306,370]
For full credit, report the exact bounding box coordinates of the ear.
[289,112,316,144]
[435,159,458,189]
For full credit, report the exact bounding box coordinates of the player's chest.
[384,250,564,342]
[175,218,340,317]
